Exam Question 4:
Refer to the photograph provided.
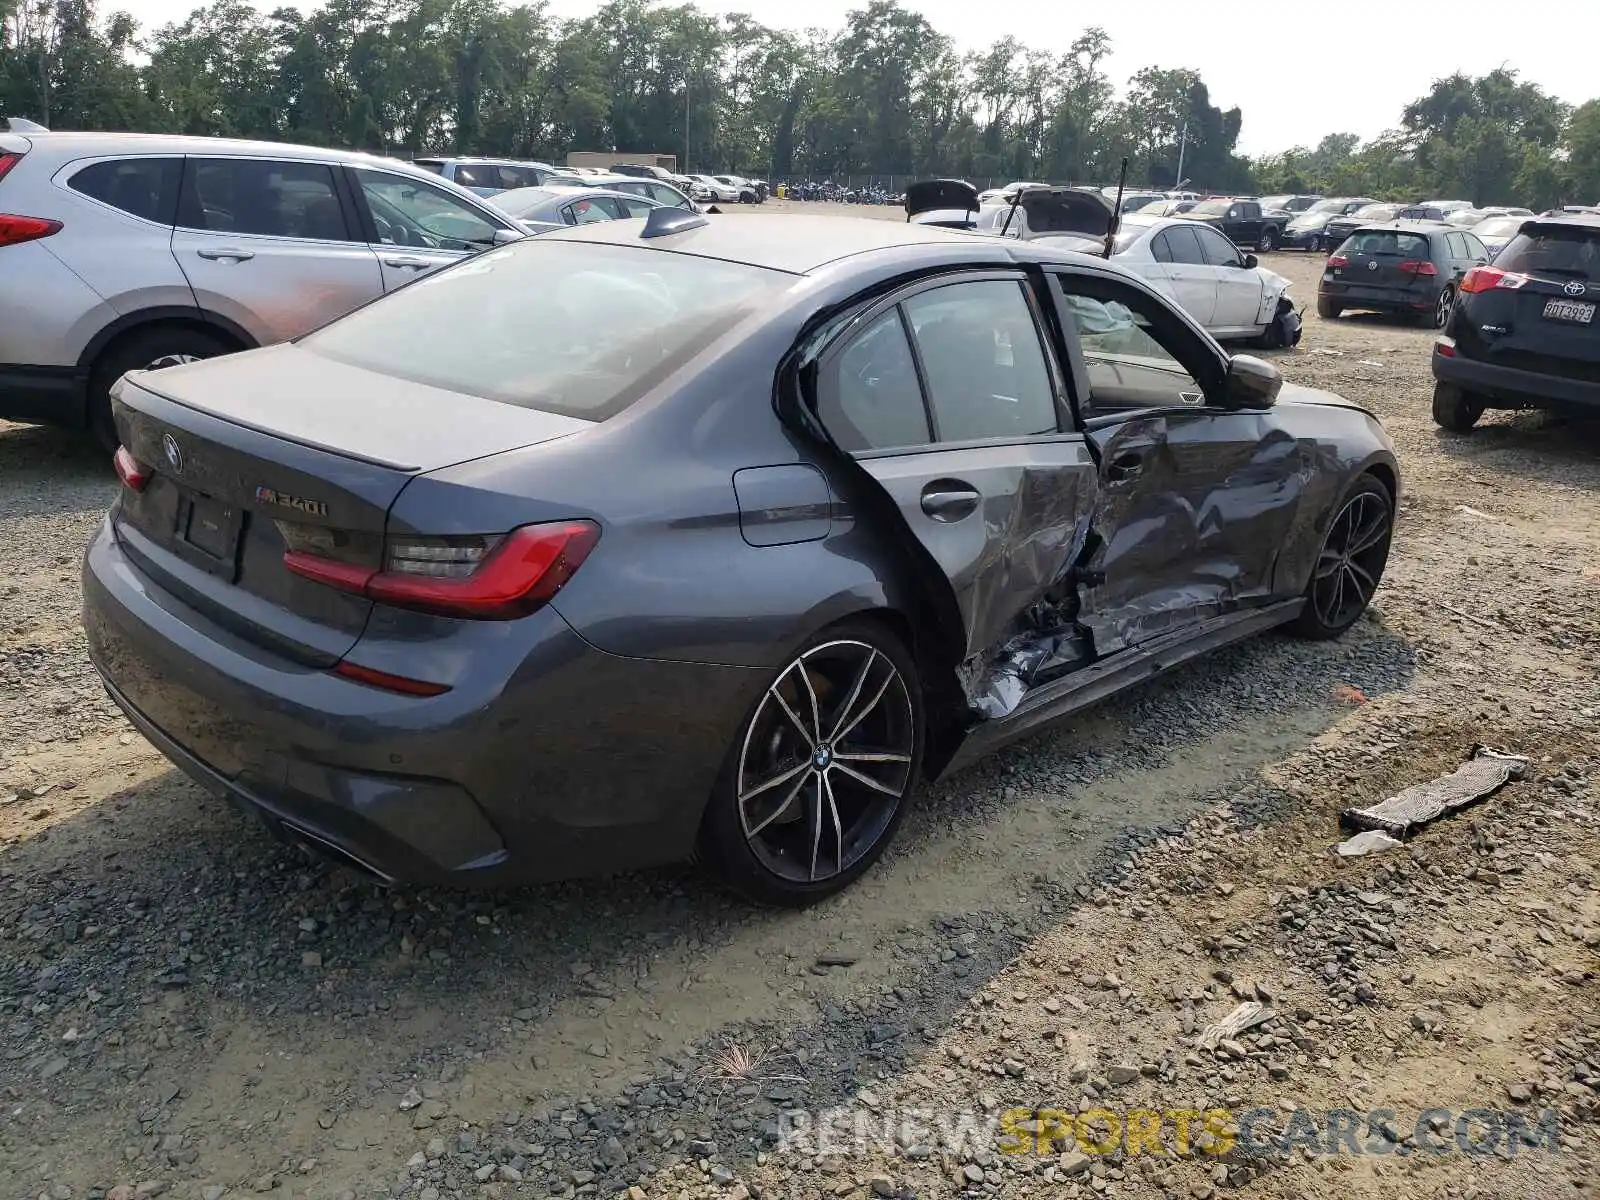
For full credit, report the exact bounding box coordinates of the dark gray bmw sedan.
[84,209,1400,905]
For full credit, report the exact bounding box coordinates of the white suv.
[0,129,521,445]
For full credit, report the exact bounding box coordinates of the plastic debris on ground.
[1335,829,1404,858]
[1339,746,1529,840]
[1198,1001,1274,1050]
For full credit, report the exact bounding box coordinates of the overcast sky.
[117,0,1589,156]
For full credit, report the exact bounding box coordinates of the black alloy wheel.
[1290,476,1394,640]
[1432,285,1455,330]
[699,626,922,905]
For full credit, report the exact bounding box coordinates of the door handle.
[195,247,254,261]
[919,483,981,523]
[382,255,434,269]
[1108,451,1145,481]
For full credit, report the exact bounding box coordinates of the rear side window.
[1157,225,1206,265]
[182,159,350,241]
[302,240,788,421]
[1497,227,1600,280]
[494,165,545,191]
[825,309,932,452]
[902,280,1059,443]
[69,158,181,224]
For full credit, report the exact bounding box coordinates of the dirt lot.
[1,211,1597,1200]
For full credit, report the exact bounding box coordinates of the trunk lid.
[110,345,592,665]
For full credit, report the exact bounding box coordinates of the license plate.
[176,492,243,575]
[1542,298,1595,325]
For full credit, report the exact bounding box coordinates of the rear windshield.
[1342,230,1431,257]
[1495,226,1600,280]
[493,187,560,216]
[1473,217,1523,238]
[302,241,789,420]
[1190,200,1232,216]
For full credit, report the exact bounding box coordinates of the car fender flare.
[76,307,257,377]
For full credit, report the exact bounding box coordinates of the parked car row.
[907,180,1301,348]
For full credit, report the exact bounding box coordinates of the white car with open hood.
[905,180,1302,348]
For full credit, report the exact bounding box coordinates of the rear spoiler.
[0,116,48,133]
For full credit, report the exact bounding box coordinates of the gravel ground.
[1,222,1596,1200]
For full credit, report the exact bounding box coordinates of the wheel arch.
[77,308,257,379]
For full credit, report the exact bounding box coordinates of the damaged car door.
[1048,269,1305,655]
[814,273,1101,712]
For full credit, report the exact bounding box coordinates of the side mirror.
[1223,354,1283,408]
[492,228,522,245]
[1241,253,1259,269]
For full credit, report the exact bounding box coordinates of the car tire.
[1431,382,1484,432]
[1257,228,1278,252]
[1431,285,1455,330]
[1288,474,1394,641]
[696,620,924,907]
[89,326,233,451]
[1316,296,1343,320]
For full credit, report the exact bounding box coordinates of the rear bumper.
[1432,346,1600,412]
[83,517,763,887]
[0,364,87,428]
[1320,283,1437,312]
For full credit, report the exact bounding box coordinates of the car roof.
[542,212,1115,275]
[414,155,555,167]
[1346,220,1450,237]
[14,131,445,176]
[1522,214,1600,233]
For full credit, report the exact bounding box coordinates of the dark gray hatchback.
[84,211,1401,904]
[1318,222,1492,329]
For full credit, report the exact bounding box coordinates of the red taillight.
[1459,265,1528,294]
[1398,259,1437,277]
[1434,337,1456,358]
[113,445,151,492]
[332,660,451,697]
[1327,254,1348,268]
[285,520,600,620]
[0,213,61,248]
[0,152,21,182]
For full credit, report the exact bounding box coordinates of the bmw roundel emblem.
[162,433,183,473]
[1564,279,1587,297]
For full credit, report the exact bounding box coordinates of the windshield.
[1353,204,1397,219]
[1190,199,1232,216]
[1496,226,1600,280]
[1305,198,1345,214]
[303,241,789,420]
